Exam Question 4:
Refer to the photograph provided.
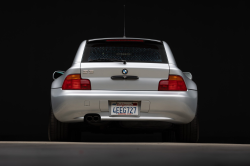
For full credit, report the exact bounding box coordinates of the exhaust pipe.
[85,114,100,123]
[93,116,100,122]
[86,116,93,122]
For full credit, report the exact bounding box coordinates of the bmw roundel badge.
[122,69,128,74]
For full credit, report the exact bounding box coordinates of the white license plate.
[110,102,139,116]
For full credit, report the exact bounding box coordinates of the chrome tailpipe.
[85,114,100,123]
[93,116,100,122]
[86,116,93,122]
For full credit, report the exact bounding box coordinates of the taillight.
[158,75,187,91]
[62,74,91,90]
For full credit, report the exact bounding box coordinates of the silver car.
[49,37,198,142]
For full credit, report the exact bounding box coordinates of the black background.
[1,0,249,143]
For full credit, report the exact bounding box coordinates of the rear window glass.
[81,40,168,63]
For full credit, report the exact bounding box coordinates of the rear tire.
[48,110,69,141]
[162,130,176,142]
[69,123,82,142]
[175,115,199,143]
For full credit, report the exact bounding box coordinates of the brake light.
[158,75,187,91]
[62,74,91,90]
[106,39,144,42]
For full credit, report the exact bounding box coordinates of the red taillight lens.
[80,79,91,90]
[158,75,187,91]
[62,74,91,90]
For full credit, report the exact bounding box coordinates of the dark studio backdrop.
[1,0,249,143]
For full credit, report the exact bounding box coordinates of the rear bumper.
[51,89,198,124]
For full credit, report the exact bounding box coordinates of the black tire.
[175,115,199,143]
[162,130,176,142]
[48,110,69,141]
[68,123,82,142]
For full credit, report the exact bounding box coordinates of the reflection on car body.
[49,37,198,142]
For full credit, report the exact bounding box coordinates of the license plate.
[110,102,139,116]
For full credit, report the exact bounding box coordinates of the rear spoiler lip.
[88,37,161,43]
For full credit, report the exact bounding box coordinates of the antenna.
[123,5,126,38]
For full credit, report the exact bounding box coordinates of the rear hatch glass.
[81,39,168,63]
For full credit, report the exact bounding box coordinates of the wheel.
[48,110,69,141]
[175,115,199,143]
[162,130,176,142]
[68,123,82,142]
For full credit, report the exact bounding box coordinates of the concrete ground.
[0,142,250,166]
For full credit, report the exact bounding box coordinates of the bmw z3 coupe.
[49,37,198,142]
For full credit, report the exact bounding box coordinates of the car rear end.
[51,38,197,125]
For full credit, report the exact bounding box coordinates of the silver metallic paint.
[51,37,198,124]
[51,89,197,124]
[72,40,86,64]
[183,72,192,80]
[162,41,177,66]
[80,62,169,90]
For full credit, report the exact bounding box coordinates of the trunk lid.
[81,62,169,90]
